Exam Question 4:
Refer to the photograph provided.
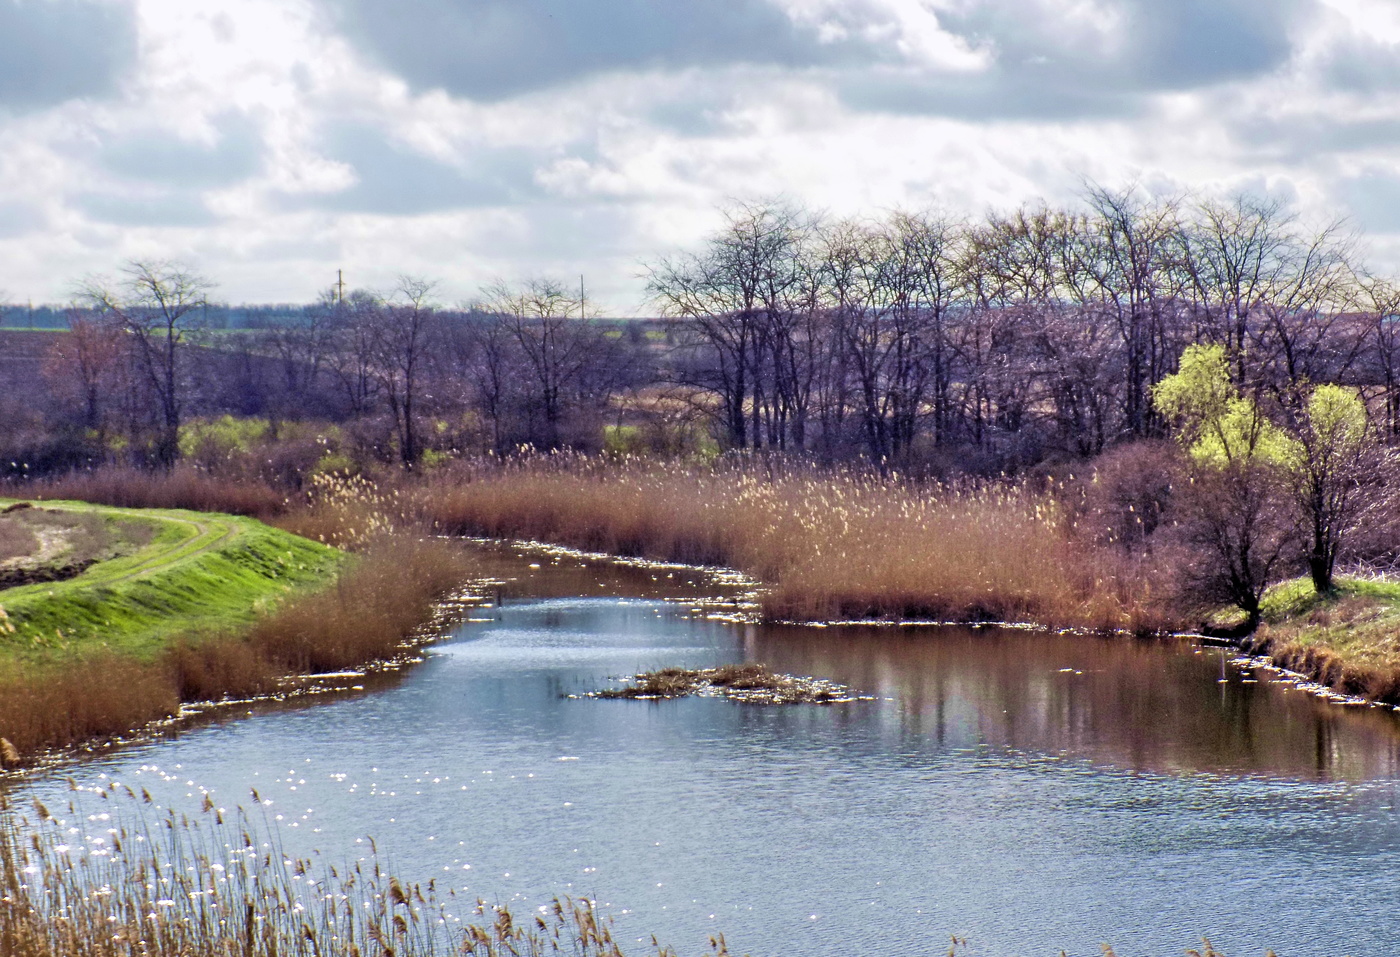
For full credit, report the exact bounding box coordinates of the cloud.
[318,0,883,101]
[0,200,44,237]
[76,190,217,227]
[841,0,1311,119]
[96,114,263,188]
[287,124,541,214]
[1337,170,1400,233]
[0,0,137,111]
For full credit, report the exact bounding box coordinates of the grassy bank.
[1241,576,1400,703]
[0,500,345,668]
[0,495,473,762]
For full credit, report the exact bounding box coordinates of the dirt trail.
[21,504,242,588]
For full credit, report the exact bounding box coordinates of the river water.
[12,544,1400,955]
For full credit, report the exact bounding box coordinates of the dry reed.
[0,787,710,957]
[0,787,1283,957]
[21,459,1164,630]
[33,467,288,521]
[406,456,1164,631]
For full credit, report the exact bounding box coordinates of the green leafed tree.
[1155,344,1377,627]
[1287,383,1372,593]
[1153,344,1298,629]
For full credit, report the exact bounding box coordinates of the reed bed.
[21,460,1162,629]
[35,468,288,522]
[0,454,1164,762]
[406,456,1162,631]
[0,787,710,957]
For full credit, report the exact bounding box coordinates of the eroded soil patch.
[0,503,151,592]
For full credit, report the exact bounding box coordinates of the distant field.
[0,499,346,669]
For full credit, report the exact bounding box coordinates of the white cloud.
[4,0,1400,313]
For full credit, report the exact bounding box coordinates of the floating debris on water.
[579,663,872,705]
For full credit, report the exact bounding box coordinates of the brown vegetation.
[405,457,1164,631]
[594,663,864,703]
[0,788,716,957]
[35,466,287,519]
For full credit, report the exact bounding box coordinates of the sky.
[1,0,1400,314]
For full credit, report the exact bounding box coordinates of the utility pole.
[579,275,586,320]
[336,269,345,305]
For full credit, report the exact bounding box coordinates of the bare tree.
[324,290,382,418]
[648,201,811,451]
[483,278,622,450]
[42,312,126,444]
[366,277,439,468]
[1360,278,1400,437]
[1078,184,1185,437]
[78,261,213,467]
[260,290,338,416]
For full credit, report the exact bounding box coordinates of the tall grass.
[406,456,1162,631]
[35,467,288,521]
[26,459,1163,629]
[0,788,710,957]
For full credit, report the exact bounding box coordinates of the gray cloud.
[844,0,1310,120]
[97,115,263,188]
[319,0,881,101]
[1319,35,1400,94]
[0,199,44,237]
[291,124,541,214]
[0,0,137,111]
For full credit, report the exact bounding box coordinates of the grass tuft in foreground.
[0,789,1282,957]
[0,788,717,957]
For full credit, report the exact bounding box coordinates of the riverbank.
[0,499,345,667]
[1237,576,1400,705]
[22,461,1400,711]
[0,497,473,764]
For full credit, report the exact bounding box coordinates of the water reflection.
[754,623,1400,781]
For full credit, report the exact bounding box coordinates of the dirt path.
[21,503,242,588]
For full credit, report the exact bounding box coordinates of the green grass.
[1243,574,1400,701]
[0,499,346,669]
[1259,575,1400,624]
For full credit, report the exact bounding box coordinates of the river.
[11,543,1400,955]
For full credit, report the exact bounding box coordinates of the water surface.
[14,545,1400,955]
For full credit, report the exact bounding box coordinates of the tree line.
[653,188,1397,469]
[18,185,1400,478]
